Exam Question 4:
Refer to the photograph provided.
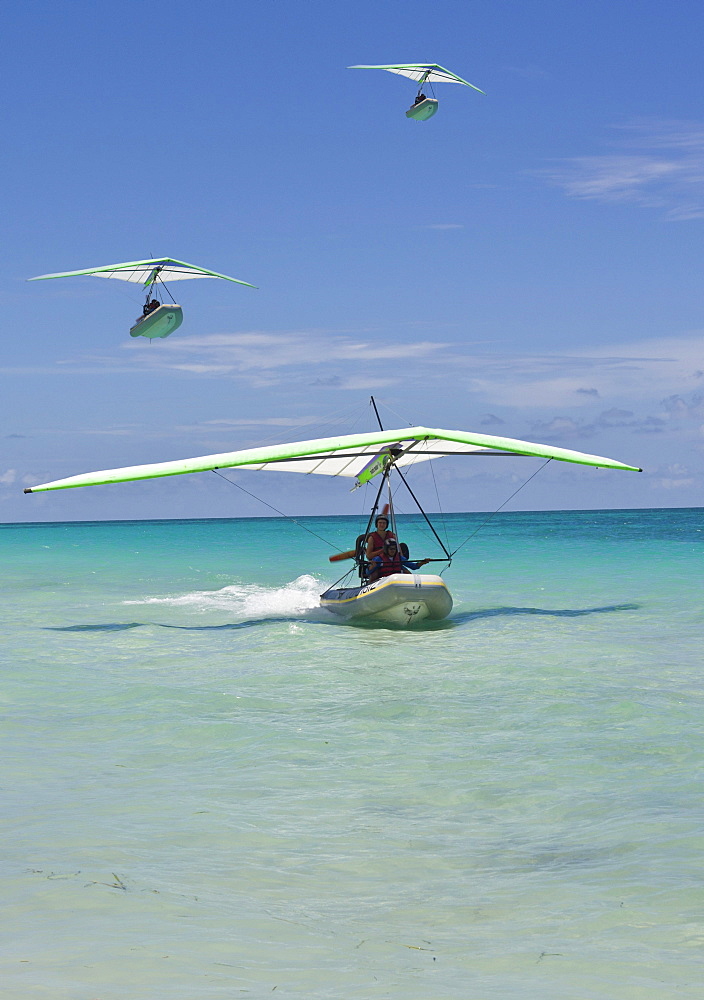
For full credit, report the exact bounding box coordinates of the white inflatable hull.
[406,98,439,121]
[130,304,183,339]
[320,573,452,625]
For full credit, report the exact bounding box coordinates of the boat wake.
[122,574,325,619]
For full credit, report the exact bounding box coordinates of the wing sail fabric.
[29,257,257,288]
[349,63,486,93]
[25,426,641,494]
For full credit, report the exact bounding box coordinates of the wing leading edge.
[28,257,257,288]
[24,426,642,494]
[349,63,486,94]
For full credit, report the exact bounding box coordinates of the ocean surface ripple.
[2,509,702,999]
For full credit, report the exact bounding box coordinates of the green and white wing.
[349,63,486,94]
[25,426,641,494]
[28,257,257,288]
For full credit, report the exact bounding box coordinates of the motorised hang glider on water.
[28,257,257,340]
[25,418,641,626]
[348,63,485,120]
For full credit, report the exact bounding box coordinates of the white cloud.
[0,328,448,382]
[200,416,320,428]
[122,330,448,376]
[0,469,17,484]
[541,120,704,220]
[502,64,550,81]
[138,328,689,407]
[660,392,704,420]
[82,428,140,436]
[650,466,697,489]
[528,416,585,440]
[333,375,398,391]
[525,407,671,443]
[439,331,704,409]
[3,319,703,429]
[168,364,235,374]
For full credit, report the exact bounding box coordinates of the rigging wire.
[156,273,177,304]
[395,445,452,556]
[383,495,446,561]
[394,466,452,561]
[428,455,451,554]
[449,459,553,557]
[226,400,371,454]
[328,563,357,590]
[209,408,553,581]
[210,469,342,552]
[369,397,414,428]
[157,278,176,305]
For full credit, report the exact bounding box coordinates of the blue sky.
[2,0,703,521]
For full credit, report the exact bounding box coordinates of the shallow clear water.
[1,509,702,999]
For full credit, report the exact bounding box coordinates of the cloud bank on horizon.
[5,325,701,413]
[5,324,703,517]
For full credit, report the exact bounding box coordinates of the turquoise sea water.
[1,508,702,999]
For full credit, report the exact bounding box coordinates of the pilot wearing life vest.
[368,538,429,582]
[365,514,396,563]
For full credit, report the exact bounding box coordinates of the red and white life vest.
[367,529,396,554]
[373,550,404,578]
